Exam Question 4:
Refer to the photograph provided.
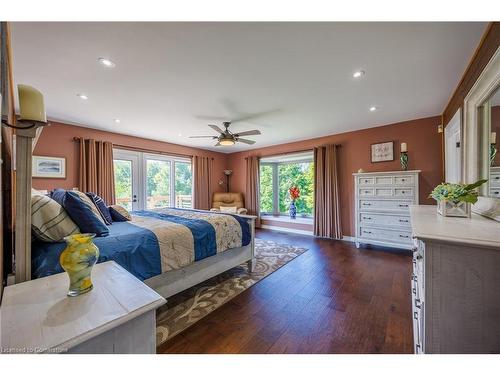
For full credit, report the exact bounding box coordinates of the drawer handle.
[363,230,372,234]
[365,190,371,194]
[362,216,372,220]
[414,311,419,320]
[495,192,499,195]
[399,204,409,208]
[416,254,423,260]
[364,179,369,183]
[399,234,409,238]
[399,219,409,223]
[412,274,418,282]
[414,299,422,309]
[401,179,406,182]
[362,203,372,206]
[496,177,500,180]
[412,287,416,295]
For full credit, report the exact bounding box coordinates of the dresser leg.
[355,242,360,249]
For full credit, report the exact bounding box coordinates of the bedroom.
[1,1,500,372]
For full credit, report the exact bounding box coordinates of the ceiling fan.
[189,121,261,146]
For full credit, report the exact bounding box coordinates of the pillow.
[109,205,132,222]
[51,189,109,237]
[31,189,80,242]
[219,206,238,214]
[86,192,113,225]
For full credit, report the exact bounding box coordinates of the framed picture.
[371,141,394,163]
[32,156,66,178]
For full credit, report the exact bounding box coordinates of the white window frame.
[113,149,192,210]
[259,155,314,218]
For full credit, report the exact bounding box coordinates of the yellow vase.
[60,233,100,297]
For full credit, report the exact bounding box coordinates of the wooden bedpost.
[246,216,256,272]
[15,125,42,283]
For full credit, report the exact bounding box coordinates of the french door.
[113,149,192,211]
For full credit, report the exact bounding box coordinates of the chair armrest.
[237,208,248,215]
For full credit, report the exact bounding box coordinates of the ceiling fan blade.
[189,135,218,138]
[214,142,221,146]
[231,109,282,123]
[208,124,225,134]
[234,129,261,137]
[237,138,256,145]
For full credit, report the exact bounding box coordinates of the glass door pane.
[146,159,171,209]
[174,161,192,208]
[113,159,134,211]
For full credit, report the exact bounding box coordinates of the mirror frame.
[463,47,500,183]
[463,46,500,220]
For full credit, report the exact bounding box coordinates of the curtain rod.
[72,137,197,159]
[244,144,341,160]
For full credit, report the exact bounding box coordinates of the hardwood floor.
[158,229,414,354]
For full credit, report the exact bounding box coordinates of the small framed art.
[32,156,66,178]
[371,141,394,163]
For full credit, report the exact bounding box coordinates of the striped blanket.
[32,208,252,280]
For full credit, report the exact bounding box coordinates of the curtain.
[313,144,342,239]
[193,155,213,210]
[245,156,261,227]
[78,138,116,204]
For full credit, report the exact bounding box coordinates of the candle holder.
[400,151,408,171]
[490,143,497,166]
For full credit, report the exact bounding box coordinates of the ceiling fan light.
[219,139,235,146]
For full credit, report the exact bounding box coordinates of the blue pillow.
[86,192,113,225]
[109,205,132,222]
[51,189,109,237]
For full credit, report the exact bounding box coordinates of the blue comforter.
[32,208,251,281]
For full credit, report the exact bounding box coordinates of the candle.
[18,84,46,123]
[400,142,407,152]
[491,132,497,144]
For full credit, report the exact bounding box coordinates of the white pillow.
[219,206,238,213]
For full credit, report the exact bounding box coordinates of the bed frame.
[145,214,256,298]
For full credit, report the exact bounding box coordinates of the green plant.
[429,179,487,205]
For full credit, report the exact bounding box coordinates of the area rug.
[156,238,308,346]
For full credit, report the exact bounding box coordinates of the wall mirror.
[463,47,500,220]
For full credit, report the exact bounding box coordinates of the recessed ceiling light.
[98,57,116,68]
[369,106,377,112]
[178,133,182,137]
[353,70,365,78]
[113,118,121,123]
[77,93,88,100]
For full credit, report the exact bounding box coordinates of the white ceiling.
[11,22,487,153]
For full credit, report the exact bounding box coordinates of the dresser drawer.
[359,212,411,228]
[358,187,394,197]
[359,199,412,212]
[375,176,393,185]
[359,226,412,244]
[394,175,413,185]
[490,188,500,197]
[490,174,500,187]
[358,177,375,185]
[394,187,414,197]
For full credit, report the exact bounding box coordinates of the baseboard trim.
[260,224,314,236]
[342,236,355,242]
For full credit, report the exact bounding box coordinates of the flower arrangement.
[429,179,487,204]
[289,186,300,201]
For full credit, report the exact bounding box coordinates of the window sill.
[260,215,313,224]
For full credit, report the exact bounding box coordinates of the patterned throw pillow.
[51,189,109,237]
[31,189,80,242]
[219,206,238,213]
[109,205,132,222]
[86,192,113,225]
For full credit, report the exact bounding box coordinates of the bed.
[32,208,256,298]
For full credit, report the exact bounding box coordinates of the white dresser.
[353,170,420,250]
[490,166,500,197]
[410,205,500,354]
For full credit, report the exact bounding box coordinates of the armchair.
[211,192,248,215]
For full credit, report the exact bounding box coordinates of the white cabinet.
[353,170,420,250]
[410,205,500,354]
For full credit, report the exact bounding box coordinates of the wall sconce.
[2,85,48,129]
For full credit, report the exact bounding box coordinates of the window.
[113,149,192,210]
[259,151,314,217]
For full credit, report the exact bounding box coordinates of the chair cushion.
[31,189,80,242]
[219,206,238,214]
[86,192,113,225]
[109,205,132,222]
[51,189,109,237]
[212,192,245,210]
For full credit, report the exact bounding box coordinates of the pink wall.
[227,116,443,237]
[33,121,230,194]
